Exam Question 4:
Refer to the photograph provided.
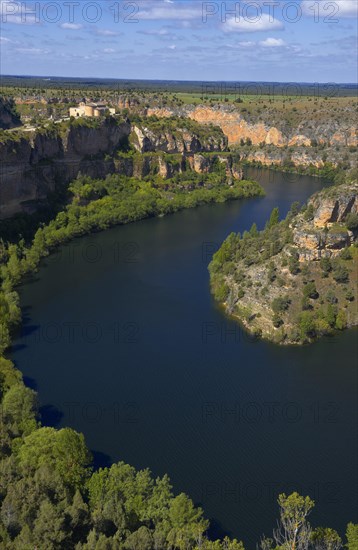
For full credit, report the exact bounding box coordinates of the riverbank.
[0,173,263,354]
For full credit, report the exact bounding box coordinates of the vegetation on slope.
[209,180,358,345]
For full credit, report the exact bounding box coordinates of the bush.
[346,212,358,231]
[303,282,319,300]
[272,313,283,328]
[320,257,332,275]
[340,247,352,260]
[289,256,300,275]
[272,296,291,314]
[333,264,349,283]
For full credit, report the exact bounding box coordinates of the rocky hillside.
[209,181,358,345]
[0,116,233,219]
[147,105,358,149]
[131,117,227,153]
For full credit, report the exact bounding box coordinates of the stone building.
[69,102,115,118]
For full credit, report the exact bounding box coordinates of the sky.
[0,0,357,83]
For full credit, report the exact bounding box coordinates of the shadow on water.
[40,403,64,427]
[207,518,232,540]
[23,376,38,391]
[91,450,112,469]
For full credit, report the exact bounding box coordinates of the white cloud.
[301,0,358,17]
[103,48,115,53]
[222,13,284,33]
[136,1,202,20]
[96,29,118,36]
[16,47,49,54]
[259,37,286,47]
[168,44,176,49]
[0,36,11,42]
[60,23,83,30]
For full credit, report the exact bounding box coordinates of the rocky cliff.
[0,118,131,219]
[131,123,227,153]
[147,105,358,148]
[293,182,358,261]
[0,117,233,219]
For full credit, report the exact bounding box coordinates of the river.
[11,168,358,546]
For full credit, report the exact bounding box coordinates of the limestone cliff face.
[147,105,358,148]
[292,182,358,260]
[131,124,227,153]
[0,119,238,219]
[0,119,131,219]
[115,152,242,182]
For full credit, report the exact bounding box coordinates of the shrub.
[346,212,358,231]
[333,264,349,283]
[303,282,319,300]
[272,296,291,313]
[340,247,352,260]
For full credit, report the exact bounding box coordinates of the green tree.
[273,492,315,550]
[303,282,319,300]
[335,310,347,330]
[2,384,38,439]
[345,213,358,231]
[299,312,316,339]
[18,427,92,490]
[266,207,280,229]
[320,257,332,277]
[166,493,209,550]
[346,523,358,550]
[289,256,300,275]
[333,264,349,283]
[311,527,342,550]
[272,296,290,314]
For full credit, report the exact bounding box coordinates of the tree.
[289,256,300,275]
[300,312,316,339]
[249,223,259,237]
[333,264,349,284]
[335,310,347,331]
[311,527,342,550]
[326,290,338,304]
[166,493,209,550]
[273,492,314,550]
[18,427,92,490]
[2,384,38,439]
[303,282,319,300]
[124,526,153,550]
[340,247,352,260]
[345,213,358,231]
[272,296,291,314]
[320,257,332,276]
[325,304,337,328]
[346,523,358,550]
[266,207,280,229]
[272,313,283,328]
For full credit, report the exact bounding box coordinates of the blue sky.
[0,0,357,82]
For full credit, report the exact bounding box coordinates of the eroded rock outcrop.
[147,105,358,148]
[131,123,227,153]
[0,118,237,219]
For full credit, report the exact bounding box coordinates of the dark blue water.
[11,168,358,546]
